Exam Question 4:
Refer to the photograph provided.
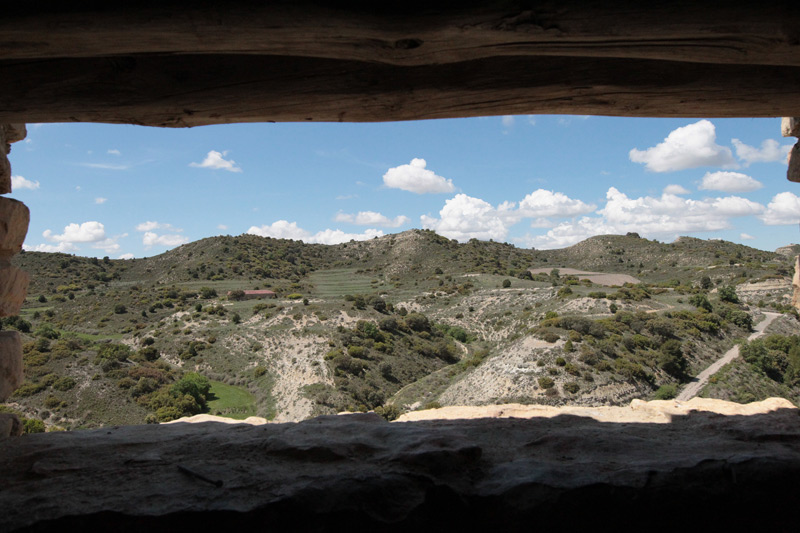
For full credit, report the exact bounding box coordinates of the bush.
[538,376,555,389]
[286,293,303,300]
[564,381,580,394]
[654,384,678,400]
[228,290,246,301]
[52,376,76,391]
[200,287,218,299]
[114,304,127,314]
[502,279,511,288]
[719,286,739,303]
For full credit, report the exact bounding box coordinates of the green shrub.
[538,376,555,389]
[654,384,678,400]
[564,382,580,394]
[286,293,303,300]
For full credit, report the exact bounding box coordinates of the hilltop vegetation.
[3,230,798,430]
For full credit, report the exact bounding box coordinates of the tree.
[700,276,712,290]
[719,286,739,303]
[114,303,127,314]
[200,287,218,299]
[228,290,245,301]
[502,279,511,288]
[172,373,211,408]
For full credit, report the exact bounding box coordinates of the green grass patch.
[310,268,382,299]
[206,380,257,420]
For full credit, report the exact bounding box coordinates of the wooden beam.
[1,54,800,126]
[1,1,799,67]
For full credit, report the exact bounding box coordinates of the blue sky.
[8,116,800,259]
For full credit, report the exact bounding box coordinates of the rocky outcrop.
[1,398,798,532]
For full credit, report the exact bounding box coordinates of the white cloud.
[142,232,190,249]
[23,242,79,253]
[521,187,765,249]
[382,158,455,194]
[107,149,121,156]
[629,120,736,172]
[246,220,383,244]
[698,171,763,193]
[740,233,755,240]
[189,150,242,172]
[421,194,510,242]
[310,228,384,245]
[334,211,410,228]
[759,192,800,225]
[43,221,106,243]
[246,220,310,241]
[118,253,135,260]
[527,116,537,126]
[11,175,40,190]
[502,116,515,128]
[336,194,358,200]
[516,189,596,218]
[135,221,181,232]
[95,197,107,204]
[422,189,597,242]
[79,162,130,170]
[92,234,127,254]
[217,224,228,230]
[663,184,690,195]
[732,138,792,166]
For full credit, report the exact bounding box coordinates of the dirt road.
[676,312,782,401]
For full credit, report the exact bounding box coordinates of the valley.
[2,230,798,431]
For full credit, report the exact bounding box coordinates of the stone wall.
[0,123,29,436]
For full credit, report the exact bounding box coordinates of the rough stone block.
[0,265,29,316]
[2,124,27,144]
[0,330,22,402]
[0,149,9,195]
[0,197,30,259]
[0,413,22,439]
[782,117,800,137]
[788,142,800,183]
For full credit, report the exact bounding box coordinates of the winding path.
[676,312,781,401]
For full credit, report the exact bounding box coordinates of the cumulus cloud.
[382,158,455,194]
[95,197,107,204]
[217,224,228,230]
[43,221,106,243]
[118,253,135,260]
[24,242,79,253]
[135,221,181,232]
[190,150,242,172]
[421,194,511,242]
[520,187,765,249]
[246,220,383,244]
[92,235,127,254]
[759,192,800,225]
[11,175,40,190]
[334,211,410,228]
[629,120,736,172]
[663,184,690,195]
[732,138,792,166]
[516,189,596,218]
[698,171,763,193]
[740,233,755,240]
[142,232,190,249]
[422,189,597,242]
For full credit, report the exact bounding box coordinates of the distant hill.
[5,230,796,431]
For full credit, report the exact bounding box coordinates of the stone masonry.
[0,123,30,438]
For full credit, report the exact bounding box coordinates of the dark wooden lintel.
[1,54,799,126]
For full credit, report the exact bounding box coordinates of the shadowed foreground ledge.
[1,399,799,532]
